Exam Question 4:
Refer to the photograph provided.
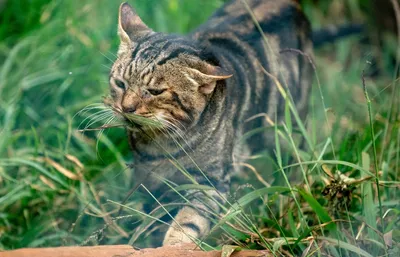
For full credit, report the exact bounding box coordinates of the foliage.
[0,0,399,256]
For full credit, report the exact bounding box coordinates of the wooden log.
[1,244,270,257]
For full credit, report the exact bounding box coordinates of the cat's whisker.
[78,109,114,130]
[78,108,110,121]
[77,103,105,112]
[167,117,187,133]
[75,103,108,118]
[168,119,188,138]
[76,107,109,123]
[161,124,186,150]
[166,122,187,142]
[78,111,108,130]
[100,51,115,64]
[80,111,115,132]
[108,51,118,59]
[96,116,116,154]
[84,112,115,131]
[154,115,177,137]
[158,116,192,151]
[102,65,112,71]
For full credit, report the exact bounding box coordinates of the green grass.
[1,0,399,256]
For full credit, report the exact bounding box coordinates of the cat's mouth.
[122,112,164,131]
[122,112,188,141]
[103,97,162,131]
[103,97,185,138]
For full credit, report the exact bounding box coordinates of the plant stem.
[361,70,384,231]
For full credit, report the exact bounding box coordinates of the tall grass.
[0,0,223,248]
[0,0,399,256]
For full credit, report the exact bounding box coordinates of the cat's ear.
[118,2,152,45]
[187,65,232,95]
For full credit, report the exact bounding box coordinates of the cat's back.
[191,0,313,155]
[191,0,310,49]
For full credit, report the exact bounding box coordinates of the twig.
[77,124,124,132]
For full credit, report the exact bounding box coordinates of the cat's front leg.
[163,206,210,245]
[162,189,225,245]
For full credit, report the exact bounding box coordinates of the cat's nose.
[122,102,139,113]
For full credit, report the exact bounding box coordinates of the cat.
[108,0,313,245]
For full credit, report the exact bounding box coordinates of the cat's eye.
[148,88,166,96]
[115,79,126,90]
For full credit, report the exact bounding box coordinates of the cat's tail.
[312,24,364,47]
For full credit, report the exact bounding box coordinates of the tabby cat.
[108,0,312,245]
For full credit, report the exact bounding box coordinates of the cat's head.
[108,2,231,134]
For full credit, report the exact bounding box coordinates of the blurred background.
[0,0,399,251]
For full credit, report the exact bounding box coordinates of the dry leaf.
[43,157,80,180]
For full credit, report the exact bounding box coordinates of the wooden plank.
[1,244,270,257]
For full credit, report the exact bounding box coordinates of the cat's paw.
[162,206,210,246]
[162,226,197,245]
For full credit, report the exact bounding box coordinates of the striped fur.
[109,0,313,245]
